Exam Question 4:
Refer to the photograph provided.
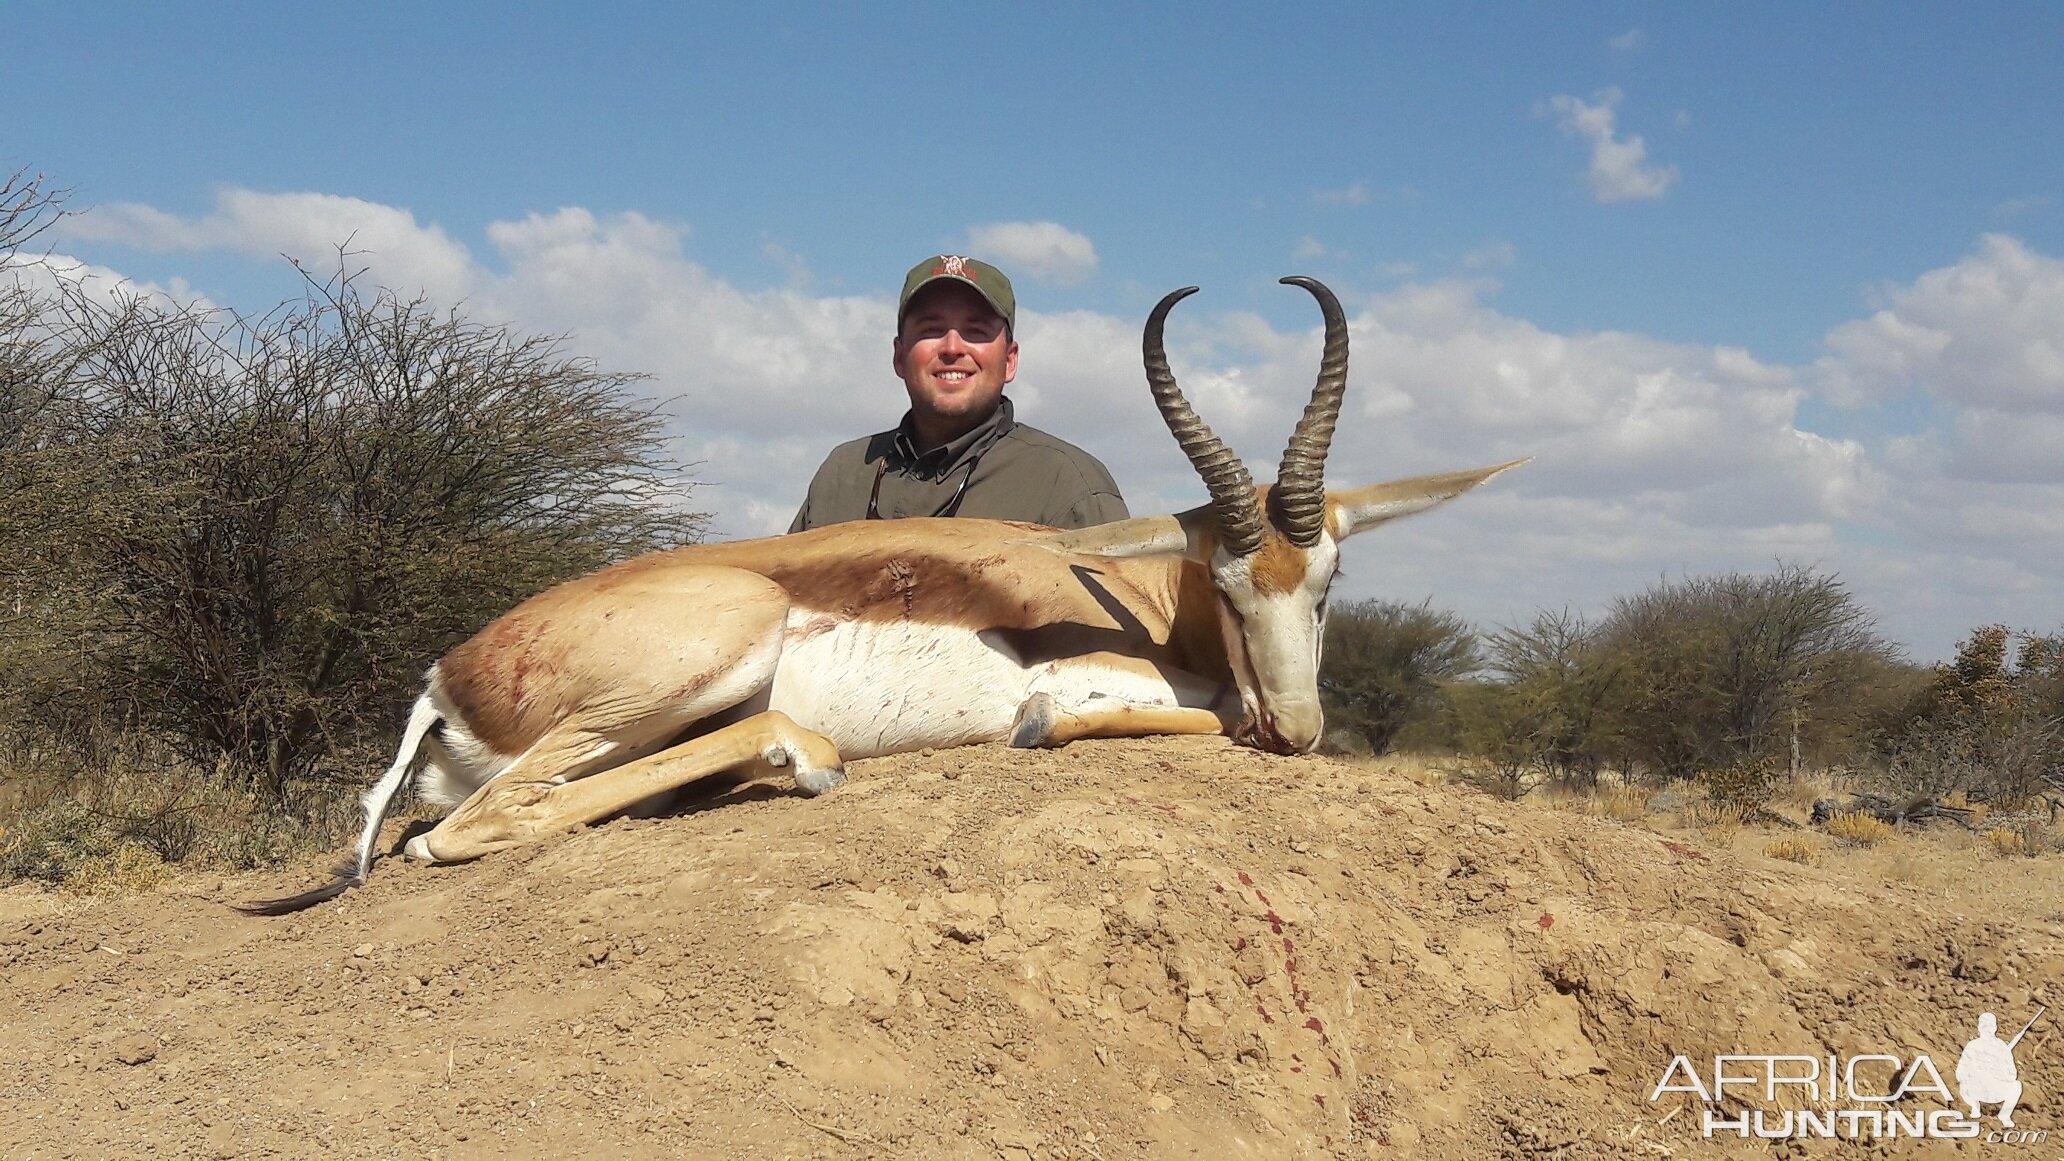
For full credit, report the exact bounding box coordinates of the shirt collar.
[891,396,1016,478]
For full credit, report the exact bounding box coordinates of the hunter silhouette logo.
[1958,1008,2041,1128]
[1650,1003,2049,1144]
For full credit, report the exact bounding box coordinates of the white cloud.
[1824,230,2064,590]
[1806,234,2064,648]
[1544,88,1680,203]
[478,206,889,443]
[1292,235,1353,265]
[3,250,212,312]
[63,188,478,304]
[1947,410,2064,484]
[1322,280,1870,528]
[1608,29,1645,52]
[760,238,812,288]
[963,221,1098,284]
[1461,242,1516,271]
[1993,195,2052,221]
[1312,183,1371,208]
[61,201,215,249]
[1819,234,2064,414]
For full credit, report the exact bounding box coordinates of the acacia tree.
[1467,609,1622,788]
[1318,598,1478,755]
[7,266,705,798]
[1,168,95,749]
[1,165,74,482]
[1883,625,2064,804]
[1592,564,1898,782]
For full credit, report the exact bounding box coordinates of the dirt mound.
[2,736,2057,1158]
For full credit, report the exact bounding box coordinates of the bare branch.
[0,166,69,257]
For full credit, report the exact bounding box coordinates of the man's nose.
[937,328,971,355]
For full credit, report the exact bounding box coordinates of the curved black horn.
[1145,286,1264,557]
[1272,275,1349,547]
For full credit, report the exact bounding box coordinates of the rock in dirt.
[109,1035,157,1067]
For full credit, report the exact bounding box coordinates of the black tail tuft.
[235,860,364,916]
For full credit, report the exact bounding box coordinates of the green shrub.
[1319,598,1478,756]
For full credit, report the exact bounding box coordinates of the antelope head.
[1050,276,1525,754]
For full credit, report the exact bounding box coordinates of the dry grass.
[1778,771,1845,816]
[1683,800,1746,840]
[1987,828,2030,857]
[0,737,363,895]
[53,843,175,896]
[1347,752,1452,788]
[1825,811,1895,847]
[1793,823,2029,900]
[1983,819,2059,858]
[1537,783,1655,823]
[1763,836,1821,865]
[1349,749,2064,923]
[1666,786,2064,923]
[1348,751,2064,925]
[1592,786,1653,822]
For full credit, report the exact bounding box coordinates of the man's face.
[893,280,1018,431]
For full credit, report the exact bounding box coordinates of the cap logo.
[933,255,973,279]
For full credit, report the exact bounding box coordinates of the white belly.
[765,615,1207,760]
[767,618,1030,759]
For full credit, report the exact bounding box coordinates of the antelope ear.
[1036,507,1217,560]
[1326,458,1529,540]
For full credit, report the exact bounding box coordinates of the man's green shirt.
[789,397,1128,532]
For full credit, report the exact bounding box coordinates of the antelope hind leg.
[407,711,845,863]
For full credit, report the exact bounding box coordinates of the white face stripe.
[1208,535,1338,750]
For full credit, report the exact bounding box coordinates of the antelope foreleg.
[1008,652,1235,748]
[405,711,844,863]
[1010,693,1228,748]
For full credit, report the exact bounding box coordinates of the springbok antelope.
[246,276,1524,914]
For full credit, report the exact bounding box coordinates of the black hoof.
[1010,693,1058,748]
[795,765,847,797]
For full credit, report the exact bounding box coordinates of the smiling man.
[788,255,1129,531]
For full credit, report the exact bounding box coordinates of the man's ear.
[891,334,909,379]
[1003,338,1019,384]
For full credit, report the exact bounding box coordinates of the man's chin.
[914,391,1000,419]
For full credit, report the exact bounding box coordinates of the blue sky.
[9,3,2063,659]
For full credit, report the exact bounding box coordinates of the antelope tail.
[237,691,443,916]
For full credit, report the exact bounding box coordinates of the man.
[789,255,1128,531]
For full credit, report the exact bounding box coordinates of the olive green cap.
[898,255,1016,335]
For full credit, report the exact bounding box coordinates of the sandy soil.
[2,735,2057,1159]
